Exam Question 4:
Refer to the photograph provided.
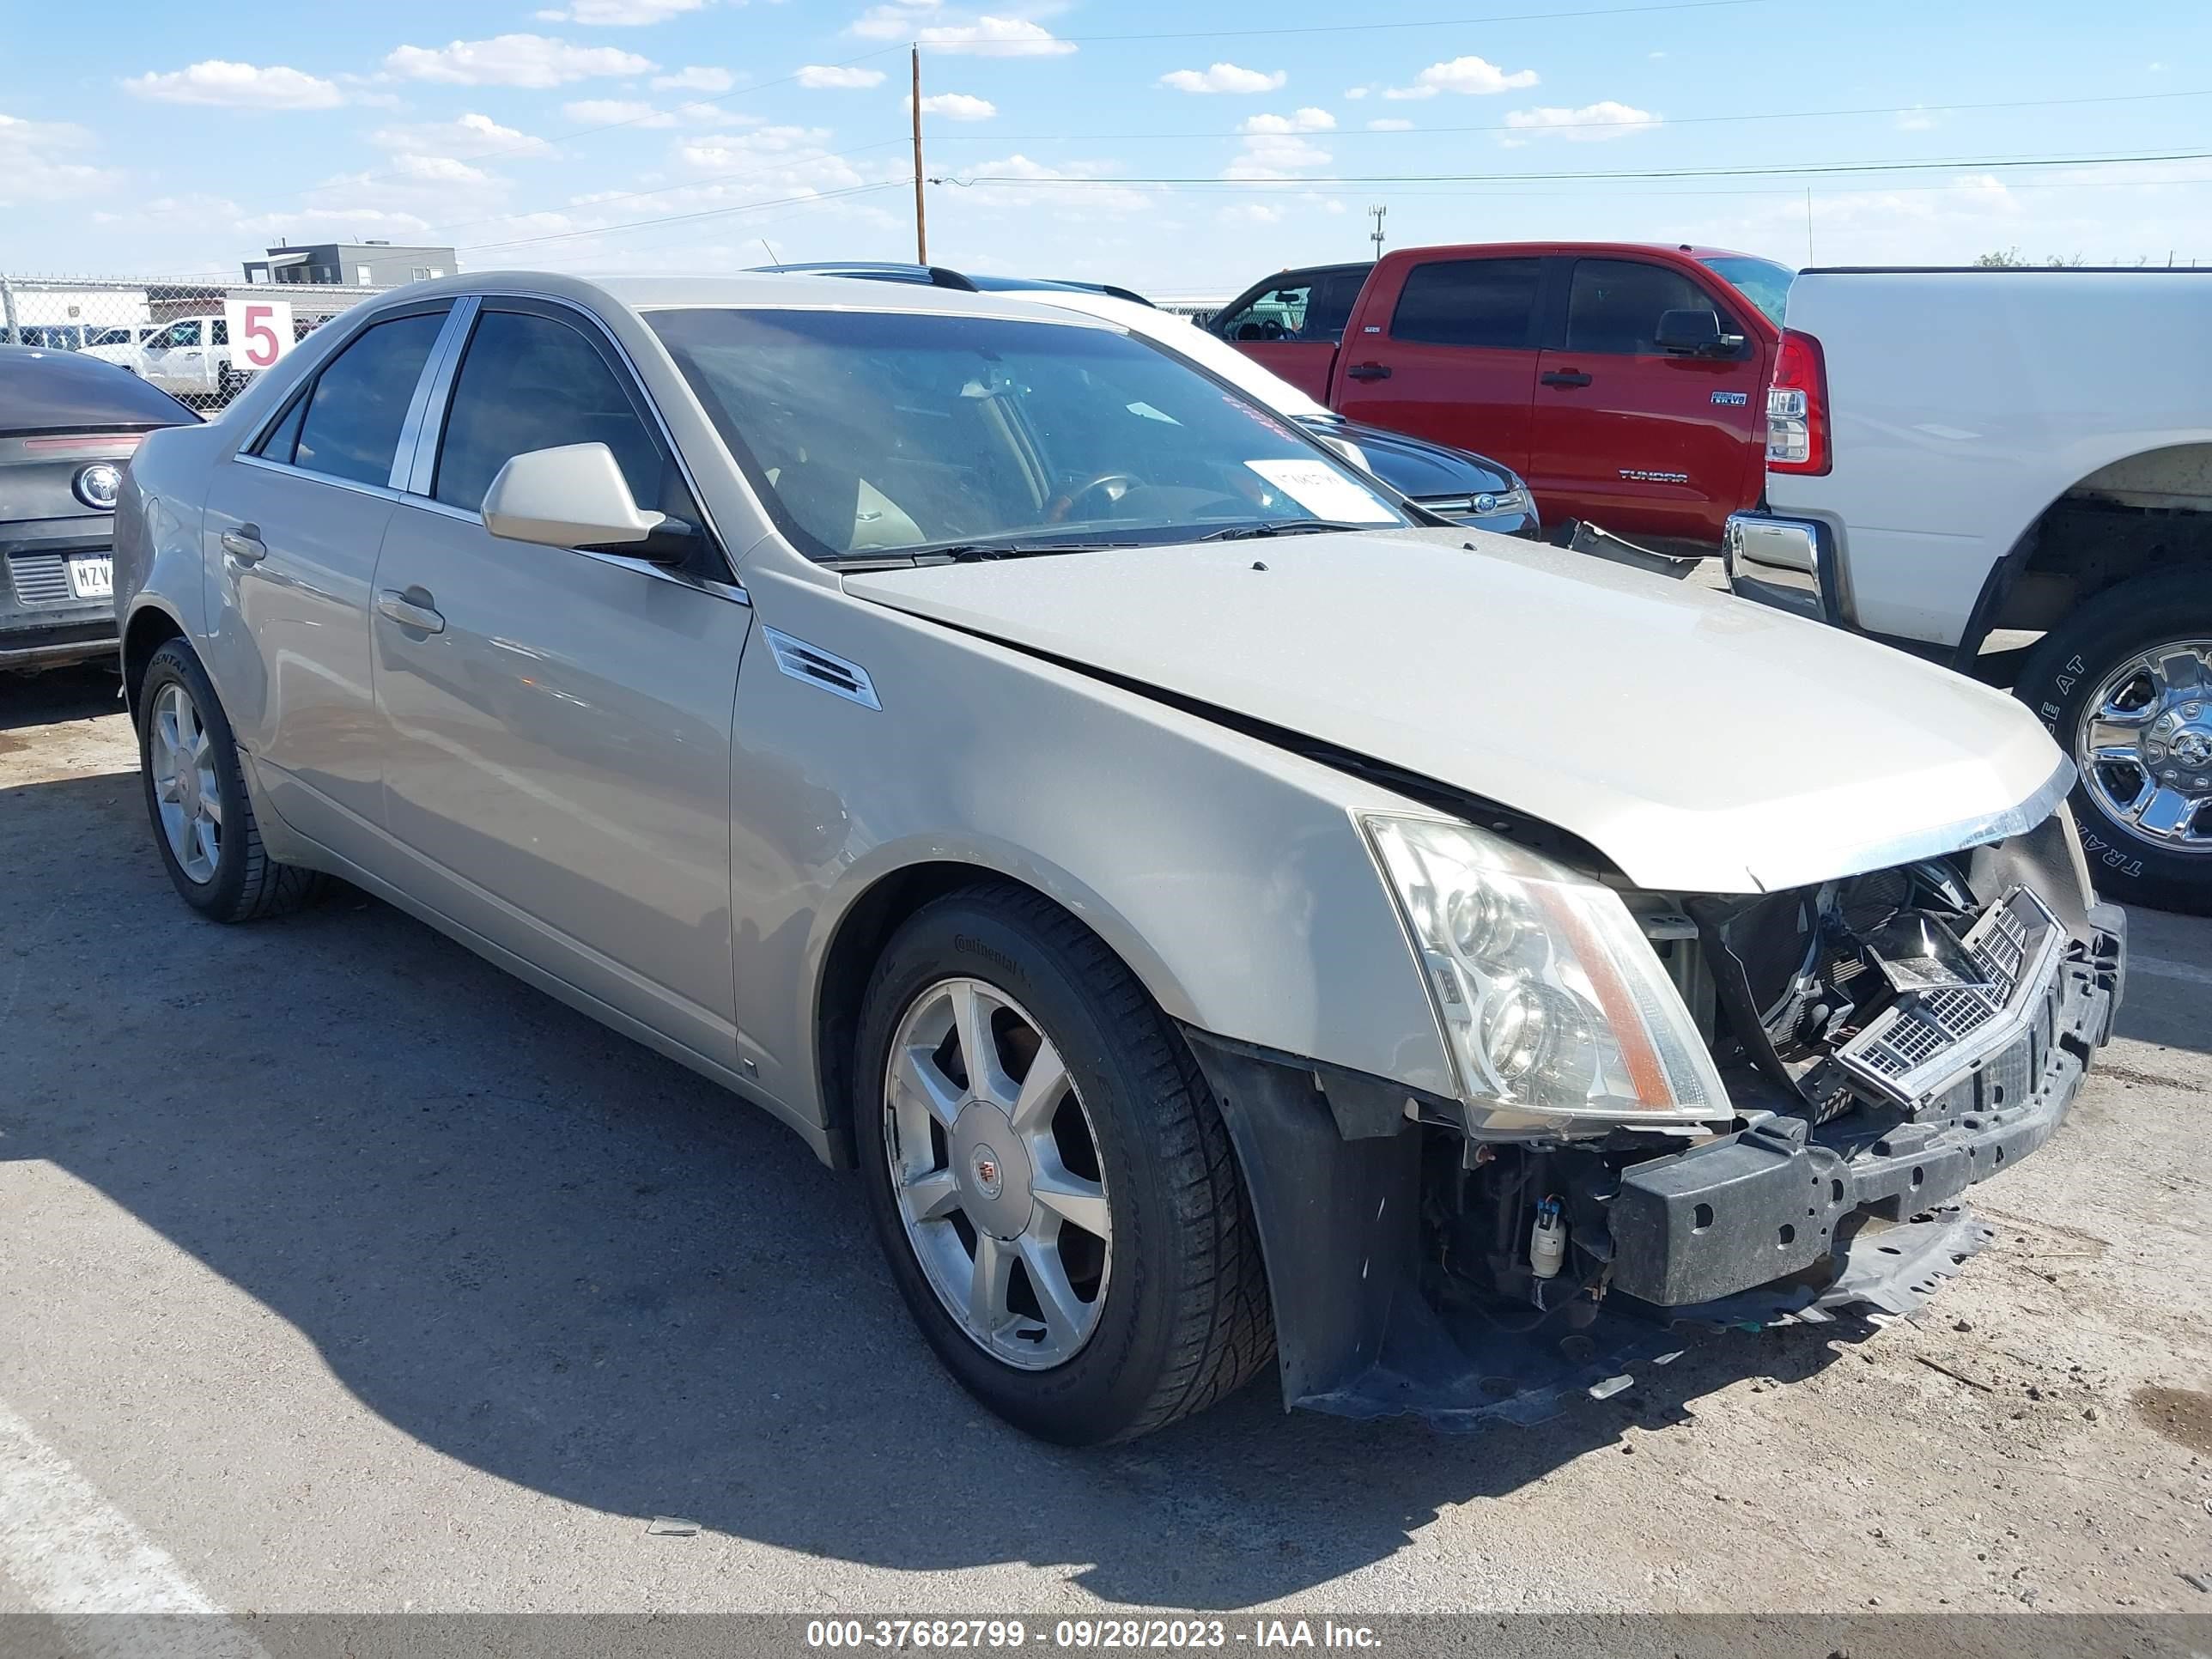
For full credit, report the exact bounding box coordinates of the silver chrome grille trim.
[1836,886,2066,1106]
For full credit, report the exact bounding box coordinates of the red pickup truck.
[1209,242,1793,554]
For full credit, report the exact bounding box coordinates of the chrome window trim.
[237,298,456,462]
[393,297,481,493]
[405,289,744,598]
[234,451,412,504]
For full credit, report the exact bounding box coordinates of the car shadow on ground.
[0,768,1901,1607]
[0,664,121,734]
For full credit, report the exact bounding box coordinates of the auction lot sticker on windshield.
[1244,459,1398,524]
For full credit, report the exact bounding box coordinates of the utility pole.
[1368,204,1387,258]
[911,45,929,266]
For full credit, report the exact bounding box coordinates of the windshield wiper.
[1196,520,1383,542]
[907,539,1134,563]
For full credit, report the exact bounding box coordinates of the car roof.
[0,345,201,433]
[424,269,1116,329]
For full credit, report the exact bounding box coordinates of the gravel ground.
[3,661,2210,1618]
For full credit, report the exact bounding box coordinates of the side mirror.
[1655,307,1739,356]
[481,442,667,551]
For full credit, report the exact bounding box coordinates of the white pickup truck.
[1726,266,2212,915]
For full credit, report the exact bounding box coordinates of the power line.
[938,147,2212,190]
[927,86,2212,144]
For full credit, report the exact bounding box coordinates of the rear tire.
[2016,569,2212,915]
[136,640,328,922]
[854,883,1273,1444]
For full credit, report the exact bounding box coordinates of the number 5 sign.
[223,298,295,371]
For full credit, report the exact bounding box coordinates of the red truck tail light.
[1765,328,1830,475]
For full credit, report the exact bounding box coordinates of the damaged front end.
[1185,802,2126,1429]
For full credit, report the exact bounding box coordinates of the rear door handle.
[1540,370,1594,388]
[1345,362,1392,381]
[220,527,267,565]
[377,587,446,635]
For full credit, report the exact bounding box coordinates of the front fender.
[727,563,1455,1133]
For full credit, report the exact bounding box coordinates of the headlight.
[1364,815,1728,1128]
[74,463,121,510]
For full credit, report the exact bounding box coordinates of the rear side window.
[1389,258,1540,349]
[1566,258,1737,355]
[291,311,447,486]
[432,308,687,518]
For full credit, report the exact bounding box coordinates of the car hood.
[1311,419,1518,498]
[842,530,2070,895]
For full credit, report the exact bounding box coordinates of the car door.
[1330,255,1544,477]
[139,319,202,395]
[1210,268,1354,402]
[198,301,453,848]
[369,296,753,1066]
[1528,256,1765,547]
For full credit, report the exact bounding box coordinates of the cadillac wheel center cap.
[971,1148,1003,1198]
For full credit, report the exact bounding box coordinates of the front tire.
[137,640,327,921]
[2016,569,2212,915]
[854,884,1273,1444]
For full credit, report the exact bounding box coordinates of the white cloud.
[1384,55,1538,100]
[1500,100,1659,141]
[536,0,705,21]
[1159,63,1286,94]
[564,99,676,126]
[234,205,437,239]
[675,101,761,127]
[372,112,555,158]
[1894,105,1937,131]
[914,92,998,120]
[1344,86,1369,100]
[123,60,343,110]
[851,5,1075,55]
[958,153,1146,213]
[797,64,887,88]
[392,153,495,185]
[0,114,118,205]
[386,35,654,88]
[653,65,734,91]
[1222,203,1284,226]
[1366,117,1413,131]
[1239,107,1334,135]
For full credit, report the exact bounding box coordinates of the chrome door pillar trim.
[394,296,482,495]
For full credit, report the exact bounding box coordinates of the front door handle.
[1344,362,1392,382]
[377,587,446,635]
[220,527,267,565]
[1540,370,1594,388]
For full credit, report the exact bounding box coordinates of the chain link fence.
[1,275,387,414]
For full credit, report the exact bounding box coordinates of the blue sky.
[4,0,2209,296]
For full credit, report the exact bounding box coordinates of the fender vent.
[762,626,881,710]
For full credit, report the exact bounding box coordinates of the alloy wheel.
[2076,640,2212,854]
[149,682,222,884]
[882,976,1113,1370]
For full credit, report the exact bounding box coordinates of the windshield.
[647,307,1411,561]
[1698,256,1796,328]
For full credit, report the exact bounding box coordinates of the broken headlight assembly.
[1364,815,1730,1133]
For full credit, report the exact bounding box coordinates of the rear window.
[1389,258,1540,349]
[1698,255,1795,328]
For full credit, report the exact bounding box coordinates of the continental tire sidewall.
[854,899,1207,1444]
[2017,578,2212,916]
[137,643,253,918]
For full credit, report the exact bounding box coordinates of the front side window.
[433,308,688,519]
[289,310,447,486]
[1215,279,1313,343]
[649,307,1410,561]
[1389,258,1540,349]
[1566,259,1740,356]
[155,320,201,349]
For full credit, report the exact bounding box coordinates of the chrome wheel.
[2076,640,2212,854]
[149,682,222,884]
[883,977,1112,1370]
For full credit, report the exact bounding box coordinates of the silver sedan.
[114,273,2123,1443]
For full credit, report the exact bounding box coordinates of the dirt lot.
[4,661,2211,1617]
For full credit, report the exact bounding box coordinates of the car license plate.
[68,556,113,599]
